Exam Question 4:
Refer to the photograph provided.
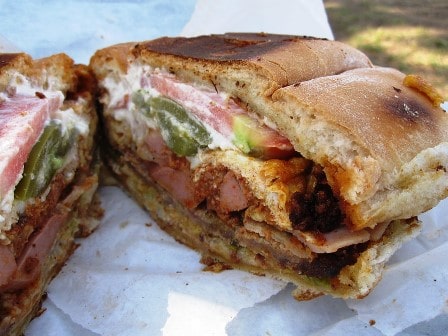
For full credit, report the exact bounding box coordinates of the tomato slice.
[0,93,62,198]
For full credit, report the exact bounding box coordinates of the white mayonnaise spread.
[0,73,87,239]
[103,63,236,158]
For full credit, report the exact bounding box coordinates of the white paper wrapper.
[27,186,285,336]
[1,1,447,335]
[26,187,448,336]
[181,0,334,39]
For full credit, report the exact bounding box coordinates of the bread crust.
[1,52,83,94]
[90,33,448,230]
[137,33,373,88]
[273,67,448,229]
[0,52,100,335]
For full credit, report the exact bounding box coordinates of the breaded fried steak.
[90,33,448,299]
[0,53,100,335]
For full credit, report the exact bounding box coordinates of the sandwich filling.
[101,64,393,280]
[0,73,94,294]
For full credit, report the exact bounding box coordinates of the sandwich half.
[90,33,448,299]
[0,52,100,335]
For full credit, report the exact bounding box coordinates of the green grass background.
[325,0,447,98]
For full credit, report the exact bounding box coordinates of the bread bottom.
[107,155,421,299]
[0,172,101,336]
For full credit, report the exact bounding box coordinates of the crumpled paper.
[1,0,447,335]
[27,187,448,336]
[27,186,286,336]
[181,0,334,39]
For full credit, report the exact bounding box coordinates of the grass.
[324,0,448,98]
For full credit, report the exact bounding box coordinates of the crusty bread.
[90,33,447,299]
[272,67,448,229]
[0,52,83,95]
[91,33,448,230]
[0,52,100,335]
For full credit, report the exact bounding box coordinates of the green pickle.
[132,90,152,117]
[149,96,211,156]
[14,121,73,200]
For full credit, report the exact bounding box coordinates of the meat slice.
[149,72,235,137]
[149,165,201,209]
[218,171,248,212]
[0,92,63,198]
[0,245,16,287]
[2,212,68,292]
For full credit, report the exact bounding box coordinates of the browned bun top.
[0,53,28,70]
[272,66,448,229]
[276,67,448,170]
[137,33,373,88]
[89,42,137,81]
[0,53,32,89]
[89,33,448,230]
[0,52,94,98]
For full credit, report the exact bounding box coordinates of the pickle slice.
[14,121,73,200]
[156,111,201,156]
[149,96,211,156]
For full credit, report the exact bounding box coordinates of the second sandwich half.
[90,33,448,299]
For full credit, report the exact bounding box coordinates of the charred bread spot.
[385,93,433,123]
[35,91,46,99]
[0,53,22,69]
[140,33,321,62]
[222,37,262,47]
[436,165,447,172]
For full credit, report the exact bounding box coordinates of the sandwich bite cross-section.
[90,33,448,299]
[0,52,100,335]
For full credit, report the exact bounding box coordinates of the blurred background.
[324,0,447,98]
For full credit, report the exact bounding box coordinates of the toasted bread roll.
[90,33,446,299]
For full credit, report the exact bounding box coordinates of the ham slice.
[0,211,68,292]
[149,73,235,137]
[0,92,63,199]
[295,227,370,254]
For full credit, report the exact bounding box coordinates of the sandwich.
[0,52,100,335]
[90,33,448,300]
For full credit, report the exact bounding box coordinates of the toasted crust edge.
[89,34,448,230]
[104,153,421,300]
[0,52,101,335]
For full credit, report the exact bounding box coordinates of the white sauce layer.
[0,73,89,239]
[103,63,236,156]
